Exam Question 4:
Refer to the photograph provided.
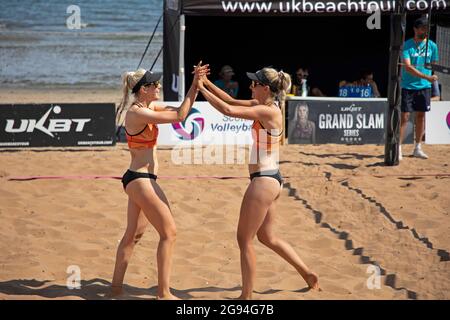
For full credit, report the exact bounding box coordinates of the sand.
[0,88,449,300]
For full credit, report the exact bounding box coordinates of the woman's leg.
[237,178,280,299]
[126,179,178,300]
[256,200,319,290]
[111,198,149,295]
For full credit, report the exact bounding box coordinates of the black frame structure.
[162,0,450,165]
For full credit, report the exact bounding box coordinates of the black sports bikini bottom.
[122,169,157,190]
[250,170,283,186]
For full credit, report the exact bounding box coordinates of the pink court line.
[6,175,248,181]
[6,173,450,181]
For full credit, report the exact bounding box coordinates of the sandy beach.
[0,88,449,300]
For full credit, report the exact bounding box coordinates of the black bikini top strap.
[126,102,149,136]
[125,125,148,136]
[256,120,283,137]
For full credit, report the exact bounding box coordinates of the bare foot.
[156,294,181,300]
[235,294,252,300]
[304,272,320,290]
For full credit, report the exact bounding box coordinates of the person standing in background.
[399,16,439,160]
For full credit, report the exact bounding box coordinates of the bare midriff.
[128,147,159,175]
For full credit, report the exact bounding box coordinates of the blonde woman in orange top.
[111,63,208,300]
[197,67,319,299]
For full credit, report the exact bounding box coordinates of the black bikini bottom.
[250,170,283,186]
[122,169,157,190]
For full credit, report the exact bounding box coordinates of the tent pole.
[384,0,407,166]
[178,14,186,101]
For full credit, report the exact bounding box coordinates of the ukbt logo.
[5,105,91,138]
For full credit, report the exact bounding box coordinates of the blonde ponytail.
[260,68,292,145]
[260,68,291,105]
[117,68,147,112]
[276,70,291,113]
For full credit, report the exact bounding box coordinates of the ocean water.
[0,0,163,88]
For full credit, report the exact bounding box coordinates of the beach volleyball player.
[111,62,208,299]
[197,67,320,299]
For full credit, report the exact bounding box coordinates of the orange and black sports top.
[125,103,159,149]
[251,120,282,151]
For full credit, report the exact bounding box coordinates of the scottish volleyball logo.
[172,108,205,140]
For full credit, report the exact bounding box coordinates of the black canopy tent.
[162,0,450,165]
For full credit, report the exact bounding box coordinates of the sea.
[0,0,163,88]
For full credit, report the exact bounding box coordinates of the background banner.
[287,98,391,144]
[158,102,253,145]
[425,101,450,144]
[0,103,116,148]
[180,0,450,16]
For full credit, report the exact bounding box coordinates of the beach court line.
[283,181,418,300]
[339,180,450,262]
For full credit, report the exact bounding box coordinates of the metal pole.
[178,14,186,101]
[384,0,407,166]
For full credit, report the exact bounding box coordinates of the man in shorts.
[399,16,439,160]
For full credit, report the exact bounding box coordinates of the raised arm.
[131,106,190,124]
[202,75,258,107]
[152,105,178,112]
[149,62,209,121]
[198,80,272,121]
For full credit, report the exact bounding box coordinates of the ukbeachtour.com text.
[220,0,448,14]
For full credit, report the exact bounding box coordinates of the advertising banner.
[157,102,253,145]
[0,104,116,148]
[287,98,389,144]
[425,101,450,144]
[180,0,450,16]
